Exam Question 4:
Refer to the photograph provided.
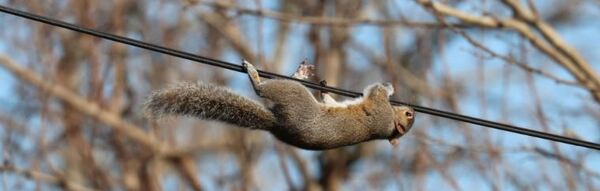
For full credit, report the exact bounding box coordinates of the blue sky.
[0,1,599,190]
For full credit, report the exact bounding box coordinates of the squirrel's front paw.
[382,82,394,96]
[291,59,315,80]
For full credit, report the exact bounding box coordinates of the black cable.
[1,4,598,151]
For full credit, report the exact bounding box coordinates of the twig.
[458,28,583,88]
[198,1,468,28]
[196,10,257,63]
[168,156,204,191]
[0,55,163,151]
[0,54,209,190]
[500,0,600,89]
[415,0,600,101]
[275,143,296,191]
[0,165,97,191]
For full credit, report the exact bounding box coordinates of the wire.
[1,4,599,151]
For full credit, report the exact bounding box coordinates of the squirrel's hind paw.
[242,60,261,82]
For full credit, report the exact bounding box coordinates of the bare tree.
[0,0,598,190]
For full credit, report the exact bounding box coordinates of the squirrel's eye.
[404,111,413,118]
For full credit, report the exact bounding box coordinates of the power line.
[0,5,598,151]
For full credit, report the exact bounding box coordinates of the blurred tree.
[0,0,599,190]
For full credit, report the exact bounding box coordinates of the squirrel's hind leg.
[243,60,263,96]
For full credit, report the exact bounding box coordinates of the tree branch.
[0,55,163,151]
[416,0,600,101]
[197,1,467,28]
[0,165,96,191]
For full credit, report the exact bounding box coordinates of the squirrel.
[143,60,415,150]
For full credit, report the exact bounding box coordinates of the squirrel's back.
[143,82,276,129]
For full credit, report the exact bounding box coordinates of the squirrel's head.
[388,105,415,146]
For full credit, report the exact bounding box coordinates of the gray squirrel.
[143,61,415,150]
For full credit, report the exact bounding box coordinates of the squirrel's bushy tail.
[144,82,276,130]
